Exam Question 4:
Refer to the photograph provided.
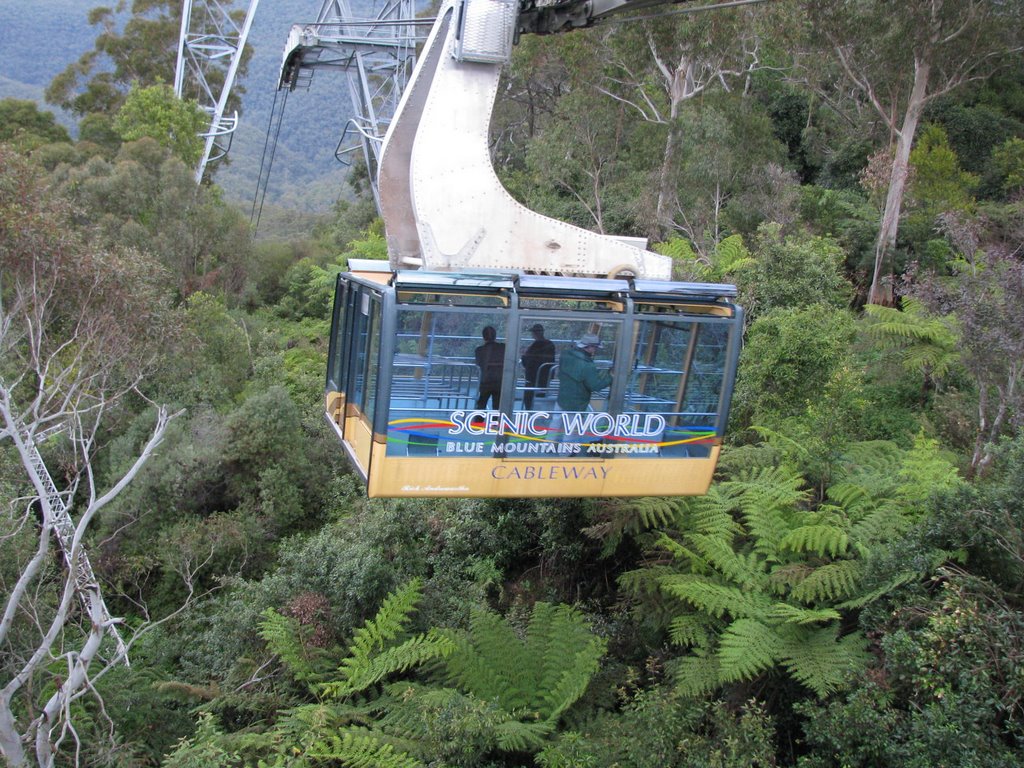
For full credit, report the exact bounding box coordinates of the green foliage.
[537,689,776,768]
[327,578,456,698]
[113,83,207,166]
[51,137,252,298]
[798,574,1024,767]
[164,712,242,768]
[990,137,1024,195]
[798,185,878,275]
[732,304,858,429]
[443,602,607,728]
[863,297,960,380]
[655,234,755,283]
[738,223,853,320]
[0,98,71,152]
[619,448,960,699]
[259,608,335,686]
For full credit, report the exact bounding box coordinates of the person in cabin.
[520,323,556,409]
[557,333,611,412]
[474,325,505,409]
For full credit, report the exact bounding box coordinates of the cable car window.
[349,292,382,424]
[326,279,348,393]
[387,306,508,456]
[514,319,619,417]
[624,317,732,458]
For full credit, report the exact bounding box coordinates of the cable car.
[325,264,743,498]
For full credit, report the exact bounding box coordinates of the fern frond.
[836,441,903,487]
[716,618,782,683]
[863,299,959,377]
[671,651,721,698]
[765,603,841,625]
[659,574,769,620]
[583,498,682,553]
[713,234,754,275]
[690,533,767,587]
[848,503,909,546]
[835,571,919,610]
[654,532,710,573]
[826,481,876,516]
[778,626,868,698]
[788,560,863,604]
[779,524,849,558]
[668,613,716,648]
[259,609,330,686]
[490,719,553,752]
[326,630,456,698]
[305,730,422,768]
[335,579,424,695]
[446,609,531,712]
[682,488,742,538]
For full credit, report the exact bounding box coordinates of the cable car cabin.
[325,267,743,498]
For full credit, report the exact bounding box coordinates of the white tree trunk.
[868,58,930,305]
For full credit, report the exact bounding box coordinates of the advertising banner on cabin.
[387,408,717,458]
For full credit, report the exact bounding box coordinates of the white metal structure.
[175,0,262,183]
[376,0,671,278]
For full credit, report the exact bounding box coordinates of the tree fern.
[690,532,768,587]
[672,650,722,698]
[584,497,683,555]
[658,574,769,620]
[443,602,606,725]
[716,619,782,683]
[327,578,456,698]
[780,524,850,558]
[778,625,867,697]
[340,578,425,678]
[668,613,717,648]
[788,559,863,604]
[493,720,557,753]
[330,630,456,698]
[765,603,841,625]
[259,608,333,686]
[863,297,960,378]
[306,730,423,768]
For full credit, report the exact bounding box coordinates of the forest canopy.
[1,0,1023,766]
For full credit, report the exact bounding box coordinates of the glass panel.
[397,291,507,307]
[363,296,381,424]
[326,279,347,391]
[623,317,727,458]
[348,290,372,416]
[511,318,616,414]
[518,297,622,312]
[386,308,510,456]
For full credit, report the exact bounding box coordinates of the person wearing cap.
[521,323,556,409]
[557,333,612,412]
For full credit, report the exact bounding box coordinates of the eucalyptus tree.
[594,3,779,241]
[803,0,1024,305]
[0,148,182,766]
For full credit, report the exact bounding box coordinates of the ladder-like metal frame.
[278,0,431,210]
[175,0,262,183]
[17,424,129,663]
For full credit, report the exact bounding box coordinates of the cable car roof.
[364,268,737,303]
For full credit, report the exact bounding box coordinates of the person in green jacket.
[557,333,612,412]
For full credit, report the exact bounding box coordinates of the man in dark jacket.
[521,323,556,409]
[557,333,611,412]
[474,325,505,409]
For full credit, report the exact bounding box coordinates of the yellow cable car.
[325,267,742,498]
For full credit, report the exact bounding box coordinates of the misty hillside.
[0,0,360,214]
